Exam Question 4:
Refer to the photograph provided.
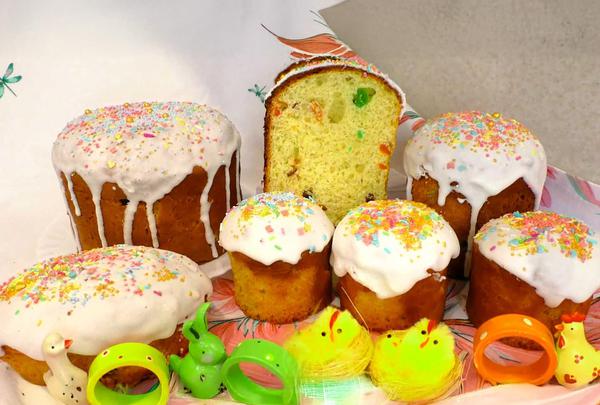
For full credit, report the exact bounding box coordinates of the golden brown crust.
[338,270,448,331]
[410,176,536,278]
[466,245,592,349]
[263,63,403,194]
[1,326,188,387]
[60,154,238,264]
[274,56,344,83]
[228,247,332,324]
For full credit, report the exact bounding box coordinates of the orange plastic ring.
[473,314,557,385]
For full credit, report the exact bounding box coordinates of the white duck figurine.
[42,333,88,405]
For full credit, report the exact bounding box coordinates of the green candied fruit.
[352,87,376,108]
[356,129,365,140]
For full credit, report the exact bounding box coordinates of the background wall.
[322,0,600,183]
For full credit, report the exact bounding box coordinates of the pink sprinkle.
[516,155,522,160]
[297,228,305,236]
[265,225,274,233]
[281,228,286,235]
[490,245,496,251]
[153,290,162,296]
[446,161,455,169]
[143,133,156,138]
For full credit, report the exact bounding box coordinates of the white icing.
[475,212,600,307]
[265,56,406,117]
[331,200,460,299]
[0,245,212,360]
[52,102,240,257]
[219,192,334,265]
[403,111,547,275]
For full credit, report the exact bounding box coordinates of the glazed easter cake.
[467,211,600,348]
[0,245,212,387]
[404,111,547,278]
[219,192,334,324]
[264,57,405,224]
[331,200,459,331]
[52,101,241,267]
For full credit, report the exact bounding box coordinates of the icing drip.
[0,245,212,360]
[475,211,600,307]
[331,200,459,299]
[146,201,159,248]
[403,111,547,275]
[122,199,139,245]
[65,174,80,217]
[57,175,82,252]
[219,192,334,265]
[235,149,242,203]
[200,169,218,258]
[52,102,241,253]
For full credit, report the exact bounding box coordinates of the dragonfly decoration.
[247,84,267,103]
[0,63,22,99]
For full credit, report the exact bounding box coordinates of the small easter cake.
[0,245,212,387]
[331,200,459,331]
[264,56,405,224]
[404,111,547,278]
[467,211,600,347]
[219,192,334,323]
[52,102,241,267]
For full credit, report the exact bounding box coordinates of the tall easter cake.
[219,192,334,323]
[467,211,600,348]
[331,200,459,331]
[404,111,547,278]
[0,245,212,386]
[52,102,240,266]
[264,57,405,224]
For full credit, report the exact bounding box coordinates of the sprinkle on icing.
[0,246,185,306]
[476,211,596,263]
[343,200,448,251]
[426,111,536,158]
[0,245,212,360]
[404,111,547,276]
[474,211,600,307]
[219,192,334,265]
[331,200,459,299]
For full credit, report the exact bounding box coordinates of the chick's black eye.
[387,334,392,338]
[336,328,342,334]
[321,331,326,337]
[421,330,426,335]
[51,346,55,349]
[433,340,439,345]
[571,327,574,331]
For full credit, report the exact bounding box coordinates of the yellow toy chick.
[369,318,462,402]
[555,312,600,389]
[284,306,373,380]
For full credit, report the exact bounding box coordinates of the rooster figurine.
[554,312,600,389]
[369,318,462,402]
[284,306,373,380]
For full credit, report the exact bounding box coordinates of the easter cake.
[219,192,334,324]
[52,101,241,266]
[264,57,405,224]
[467,211,600,348]
[0,244,212,387]
[331,200,459,331]
[404,111,547,278]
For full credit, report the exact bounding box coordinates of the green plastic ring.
[221,339,299,405]
[86,342,170,405]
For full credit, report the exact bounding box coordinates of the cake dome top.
[331,200,459,299]
[403,111,547,274]
[0,245,212,360]
[219,192,334,265]
[475,211,600,307]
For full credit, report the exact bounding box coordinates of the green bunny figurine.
[170,302,227,399]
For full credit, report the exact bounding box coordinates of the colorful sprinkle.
[342,200,447,251]
[476,211,596,262]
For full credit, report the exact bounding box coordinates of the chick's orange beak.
[64,339,73,349]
